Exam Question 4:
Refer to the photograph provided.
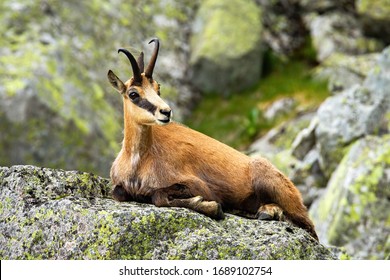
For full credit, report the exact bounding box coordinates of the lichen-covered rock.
[356,0,390,44]
[257,0,307,55]
[310,135,390,259]
[0,0,202,176]
[314,52,380,93]
[263,98,297,121]
[190,0,263,95]
[315,46,390,177]
[249,112,314,159]
[0,165,336,260]
[291,117,317,160]
[300,0,355,12]
[356,0,390,21]
[0,0,123,176]
[304,11,382,62]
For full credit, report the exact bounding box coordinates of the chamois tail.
[251,159,318,241]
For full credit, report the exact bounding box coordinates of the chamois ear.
[107,70,126,94]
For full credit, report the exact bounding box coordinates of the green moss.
[357,0,390,20]
[191,0,261,62]
[166,226,251,260]
[112,210,206,259]
[267,238,318,260]
[31,230,44,245]
[83,211,122,259]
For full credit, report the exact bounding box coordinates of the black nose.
[160,109,171,118]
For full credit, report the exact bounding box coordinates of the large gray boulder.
[315,46,390,177]
[0,165,336,260]
[257,0,307,55]
[190,0,263,96]
[313,52,380,93]
[310,135,390,259]
[304,11,382,62]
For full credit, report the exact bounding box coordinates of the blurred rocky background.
[0,0,389,259]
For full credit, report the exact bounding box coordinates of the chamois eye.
[128,91,139,100]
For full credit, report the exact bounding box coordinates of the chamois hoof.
[257,204,284,221]
[202,201,225,220]
[215,202,225,220]
[257,212,273,220]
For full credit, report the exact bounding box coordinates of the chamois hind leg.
[250,158,319,240]
[256,203,285,221]
[151,188,224,220]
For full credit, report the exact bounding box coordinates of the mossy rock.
[305,11,383,62]
[0,0,203,175]
[356,0,390,44]
[0,165,336,260]
[314,52,380,93]
[310,135,390,259]
[300,0,355,12]
[315,46,390,178]
[190,0,263,95]
[356,0,390,21]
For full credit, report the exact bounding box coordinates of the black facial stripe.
[133,97,157,115]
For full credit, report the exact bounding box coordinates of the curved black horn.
[137,52,145,73]
[118,48,142,84]
[145,38,160,79]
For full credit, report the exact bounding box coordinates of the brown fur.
[108,41,318,241]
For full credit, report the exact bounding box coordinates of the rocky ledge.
[0,165,336,260]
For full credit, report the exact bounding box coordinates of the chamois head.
[108,39,172,126]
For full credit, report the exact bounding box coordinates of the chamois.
[108,39,318,241]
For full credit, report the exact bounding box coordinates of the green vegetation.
[186,49,329,150]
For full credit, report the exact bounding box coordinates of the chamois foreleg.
[151,186,224,219]
[112,185,132,202]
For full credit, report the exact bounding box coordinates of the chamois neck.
[123,111,152,155]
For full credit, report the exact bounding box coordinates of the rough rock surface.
[0,165,336,260]
[315,46,390,177]
[314,53,380,93]
[304,11,382,62]
[310,136,390,260]
[356,0,390,44]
